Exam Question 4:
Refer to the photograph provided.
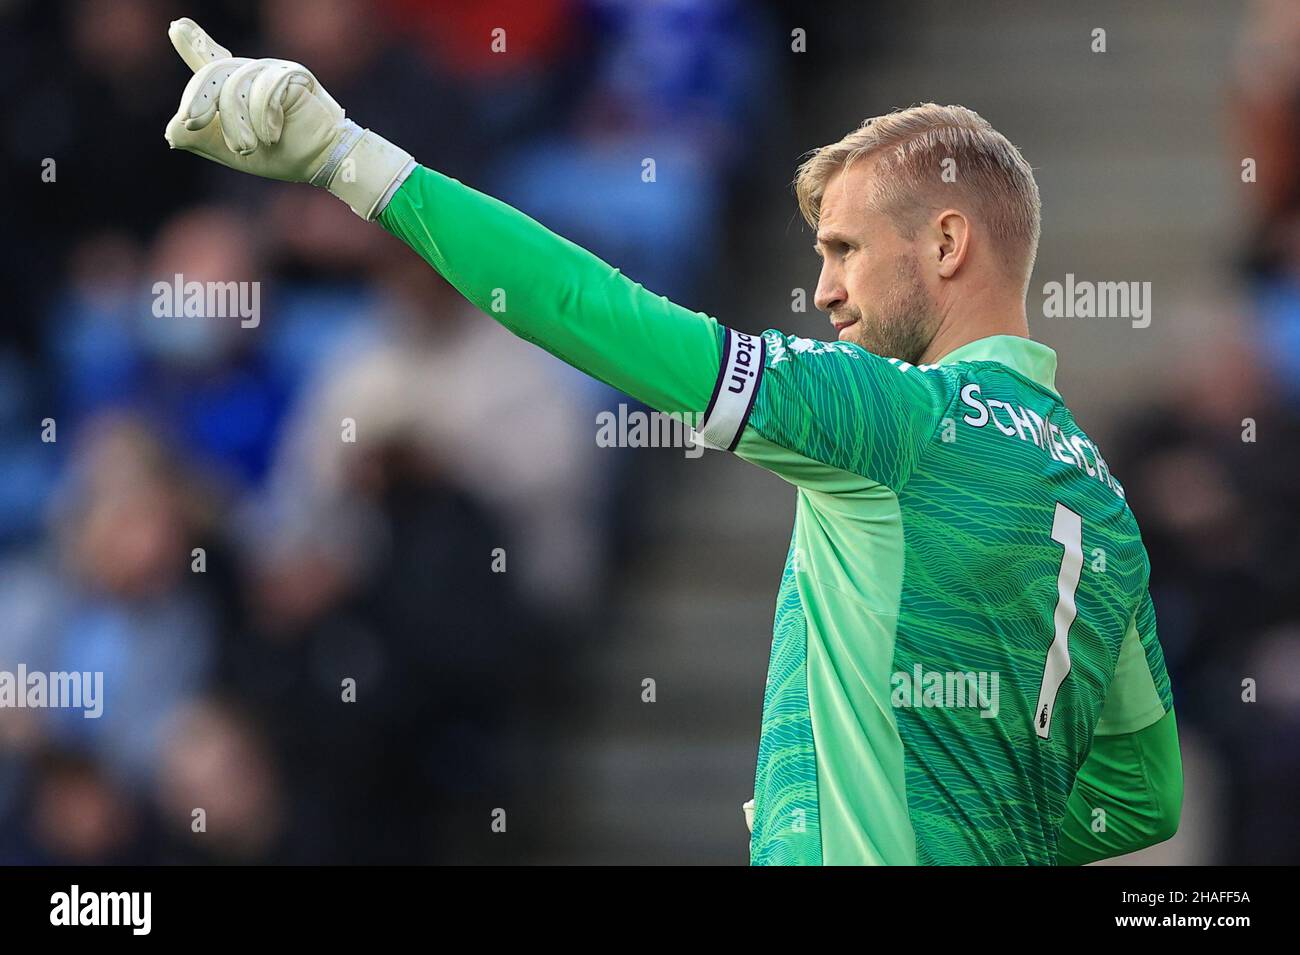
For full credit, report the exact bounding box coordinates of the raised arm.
[377,165,722,415]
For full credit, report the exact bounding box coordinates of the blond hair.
[794,104,1041,282]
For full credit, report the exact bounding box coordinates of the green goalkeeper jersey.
[379,164,1182,865]
[713,331,1174,864]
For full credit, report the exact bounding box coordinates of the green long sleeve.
[377,164,723,415]
[1056,708,1183,865]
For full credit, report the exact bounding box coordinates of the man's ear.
[934,209,970,279]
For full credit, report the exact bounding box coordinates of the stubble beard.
[839,254,939,365]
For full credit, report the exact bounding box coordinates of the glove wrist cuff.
[310,120,365,190]
[321,122,416,220]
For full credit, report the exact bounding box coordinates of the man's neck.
[920,299,1029,365]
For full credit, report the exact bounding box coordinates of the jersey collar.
[937,335,1059,395]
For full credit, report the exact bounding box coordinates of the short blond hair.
[794,104,1041,282]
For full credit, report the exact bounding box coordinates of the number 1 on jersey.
[1035,503,1083,739]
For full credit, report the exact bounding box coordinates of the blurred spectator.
[0,416,220,787]
[19,751,148,864]
[225,428,553,862]
[49,206,306,490]
[381,0,587,153]
[155,698,285,862]
[261,250,610,618]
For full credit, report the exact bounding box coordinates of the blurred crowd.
[1109,0,1300,864]
[0,0,772,863]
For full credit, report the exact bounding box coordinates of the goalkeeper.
[164,18,1182,865]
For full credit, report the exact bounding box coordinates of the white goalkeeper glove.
[163,17,415,220]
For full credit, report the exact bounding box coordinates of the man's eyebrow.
[813,231,851,251]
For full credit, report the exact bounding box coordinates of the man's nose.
[814,266,845,313]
